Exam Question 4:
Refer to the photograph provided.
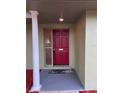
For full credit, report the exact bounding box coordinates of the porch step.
[39,90,97,93]
[39,90,79,93]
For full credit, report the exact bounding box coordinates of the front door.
[53,29,69,65]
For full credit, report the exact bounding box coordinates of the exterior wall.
[26,24,32,69]
[85,10,97,89]
[26,24,76,69]
[74,12,86,86]
[74,10,97,90]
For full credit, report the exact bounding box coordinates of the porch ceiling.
[26,0,97,24]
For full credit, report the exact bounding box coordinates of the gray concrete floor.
[39,90,79,93]
[40,69,84,91]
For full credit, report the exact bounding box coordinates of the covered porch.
[26,0,97,93]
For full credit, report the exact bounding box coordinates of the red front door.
[53,29,69,65]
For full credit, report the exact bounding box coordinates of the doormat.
[48,69,73,74]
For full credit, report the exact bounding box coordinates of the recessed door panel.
[53,36,60,48]
[61,36,68,47]
[53,29,69,65]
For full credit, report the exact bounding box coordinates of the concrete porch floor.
[39,90,79,93]
[40,69,84,92]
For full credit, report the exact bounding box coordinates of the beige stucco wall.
[74,12,86,86]
[26,24,32,69]
[26,24,76,69]
[74,10,97,90]
[85,10,97,90]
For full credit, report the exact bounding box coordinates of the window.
[44,29,53,66]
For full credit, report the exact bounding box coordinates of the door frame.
[43,28,70,69]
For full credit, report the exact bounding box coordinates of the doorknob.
[53,49,55,52]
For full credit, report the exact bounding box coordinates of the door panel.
[53,29,69,65]
[53,36,60,48]
[61,36,68,47]
[61,29,69,36]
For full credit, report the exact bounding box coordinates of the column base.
[29,84,42,92]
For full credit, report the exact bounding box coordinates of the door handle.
[53,49,55,52]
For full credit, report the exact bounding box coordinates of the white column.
[29,10,41,92]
